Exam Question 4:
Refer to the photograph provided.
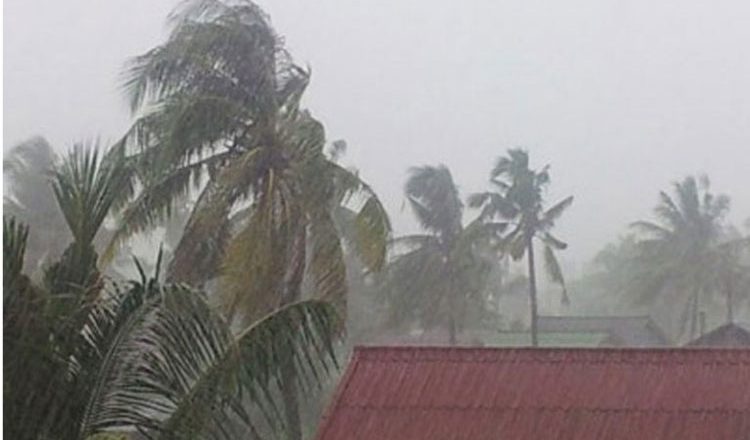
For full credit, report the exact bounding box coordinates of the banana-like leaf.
[540,232,568,250]
[539,195,573,230]
[543,244,569,305]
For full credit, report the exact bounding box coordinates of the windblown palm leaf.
[81,281,339,440]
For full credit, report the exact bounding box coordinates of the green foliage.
[470,149,573,345]
[471,149,573,296]
[4,223,340,439]
[629,175,749,339]
[380,165,505,342]
[4,131,342,440]
[85,2,387,439]
[44,143,129,298]
[108,2,392,328]
[3,136,71,272]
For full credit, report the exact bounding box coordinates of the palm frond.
[543,244,569,305]
[85,286,339,440]
[540,232,568,250]
[467,191,517,221]
[51,143,128,245]
[539,195,573,230]
[326,163,391,272]
[168,148,263,285]
[491,148,529,180]
[307,214,347,316]
[101,151,232,265]
[629,220,673,239]
[4,216,29,286]
[405,165,463,237]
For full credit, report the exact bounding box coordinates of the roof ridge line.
[354,345,750,354]
[337,405,750,414]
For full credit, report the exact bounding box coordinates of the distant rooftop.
[485,331,611,347]
[687,323,750,347]
[538,315,670,347]
[317,346,750,440]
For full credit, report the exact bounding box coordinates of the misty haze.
[4,1,750,439]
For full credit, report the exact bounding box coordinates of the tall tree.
[4,140,340,439]
[469,149,573,347]
[382,165,505,344]
[5,216,339,440]
[106,2,390,437]
[3,136,70,273]
[630,176,743,339]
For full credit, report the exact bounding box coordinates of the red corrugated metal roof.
[316,346,750,440]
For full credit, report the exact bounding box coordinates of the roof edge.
[314,348,363,440]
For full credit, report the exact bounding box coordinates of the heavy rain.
[4,1,750,438]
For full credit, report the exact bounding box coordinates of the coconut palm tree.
[469,149,573,347]
[5,217,338,440]
[3,136,70,272]
[630,176,738,339]
[105,2,390,437]
[4,140,339,439]
[381,165,505,344]
[106,0,389,289]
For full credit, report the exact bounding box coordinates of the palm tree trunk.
[726,280,735,324]
[448,315,457,345]
[447,273,457,345]
[688,287,700,340]
[526,234,539,347]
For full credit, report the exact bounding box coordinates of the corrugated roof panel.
[317,346,750,440]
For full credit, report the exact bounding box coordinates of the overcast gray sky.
[5,0,750,269]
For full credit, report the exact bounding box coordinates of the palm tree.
[469,149,573,347]
[3,136,70,273]
[107,0,389,288]
[382,165,505,344]
[630,176,736,339]
[5,217,339,439]
[106,2,390,437]
[4,140,339,439]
